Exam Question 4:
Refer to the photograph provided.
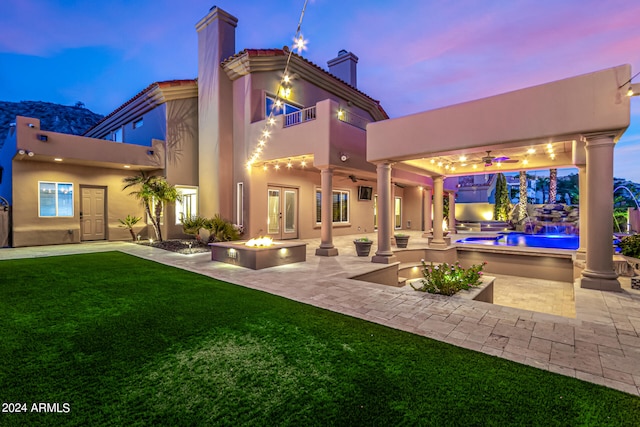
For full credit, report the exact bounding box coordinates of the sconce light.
[18,149,26,155]
[27,123,36,129]
[37,134,48,142]
[27,151,35,157]
[340,152,349,162]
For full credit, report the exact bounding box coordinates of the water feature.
[456,233,579,250]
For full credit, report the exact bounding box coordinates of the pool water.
[456,233,579,250]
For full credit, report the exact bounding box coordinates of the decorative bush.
[619,235,640,259]
[204,214,241,242]
[354,237,372,243]
[118,215,142,241]
[181,215,207,241]
[411,260,487,296]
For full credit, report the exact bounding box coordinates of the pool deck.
[2,231,640,396]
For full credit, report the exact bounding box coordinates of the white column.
[373,163,397,264]
[448,191,456,234]
[431,175,447,248]
[576,164,587,261]
[580,135,620,291]
[422,187,432,236]
[315,168,338,256]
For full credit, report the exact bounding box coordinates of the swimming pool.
[456,233,579,250]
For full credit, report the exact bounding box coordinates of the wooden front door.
[80,186,106,241]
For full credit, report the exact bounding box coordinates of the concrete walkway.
[2,233,639,396]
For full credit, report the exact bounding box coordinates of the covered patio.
[367,64,633,291]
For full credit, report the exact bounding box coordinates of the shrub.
[619,235,640,259]
[411,260,486,296]
[181,215,207,242]
[118,215,142,241]
[204,214,241,242]
[354,237,371,243]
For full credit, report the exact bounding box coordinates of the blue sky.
[1,0,639,181]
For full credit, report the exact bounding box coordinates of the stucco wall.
[245,167,378,240]
[11,161,148,247]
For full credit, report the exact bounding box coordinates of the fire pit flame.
[245,236,274,247]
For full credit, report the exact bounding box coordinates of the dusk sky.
[1,0,639,181]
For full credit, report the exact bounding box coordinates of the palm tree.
[123,171,181,242]
[118,214,142,241]
[518,171,527,221]
[549,168,558,203]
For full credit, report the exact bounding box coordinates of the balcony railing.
[283,106,317,128]
[338,110,371,130]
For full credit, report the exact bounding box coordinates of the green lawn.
[1,252,638,426]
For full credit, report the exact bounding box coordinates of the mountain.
[0,100,103,148]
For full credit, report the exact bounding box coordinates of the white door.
[267,187,298,240]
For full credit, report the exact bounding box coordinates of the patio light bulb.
[472,164,478,169]
[269,117,276,125]
[437,161,443,167]
[263,164,268,171]
[523,158,529,165]
[263,130,270,138]
[293,35,307,53]
[301,159,307,167]
[274,164,280,170]
[527,148,536,154]
[430,159,435,164]
[287,159,292,168]
[550,153,556,160]
[627,86,634,97]
[459,155,467,161]
[283,74,291,84]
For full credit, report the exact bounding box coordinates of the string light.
[245,0,310,171]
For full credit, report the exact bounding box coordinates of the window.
[315,189,349,224]
[265,95,301,118]
[175,187,198,224]
[39,182,73,217]
[113,127,123,142]
[395,197,402,229]
[236,182,244,226]
[133,118,143,129]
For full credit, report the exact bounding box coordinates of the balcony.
[248,99,372,169]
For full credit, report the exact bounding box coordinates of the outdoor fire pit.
[209,239,307,270]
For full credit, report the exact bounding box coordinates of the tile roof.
[222,48,389,119]
[83,79,197,136]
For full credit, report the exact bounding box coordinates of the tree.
[494,173,510,221]
[518,171,527,221]
[123,171,181,242]
[118,215,142,241]
[549,168,558,203]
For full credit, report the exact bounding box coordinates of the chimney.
[327,50,358,88]
[195,6,238,220]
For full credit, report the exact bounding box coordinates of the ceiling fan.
[480,151,519,167]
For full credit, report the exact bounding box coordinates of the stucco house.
[0,6,451,249]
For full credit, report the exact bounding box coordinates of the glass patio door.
[267,187,298,240]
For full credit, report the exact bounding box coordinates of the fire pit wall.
[210,241,307,270]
